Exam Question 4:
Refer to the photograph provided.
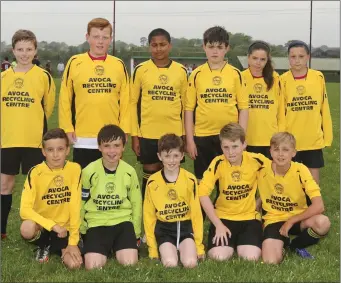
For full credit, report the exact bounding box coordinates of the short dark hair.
[248,40,274,91]
[158,134,184,154]
[4,57,9,61]
[203,26,229,47]
[42,128,69,148]
[12,29,37,49]
[148,28,171,44]
[97,124,126,146]
[287,40,310,54]
[219,123,246,143]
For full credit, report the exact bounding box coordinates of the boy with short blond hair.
[258,132,330,264]
[144,133,204,268]
[2,29,56,239]
[199,123,265,262]
[20,128,82,268]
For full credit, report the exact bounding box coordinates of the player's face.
[288,47,309,72]
[42,139,70,169]
[203,42,229,65]
[99,138,125,166]
[221,138,246,166]
[149,35,171,61]
[86,27,112,56]
[12,41,36,67]
[270,142,296,167]
[157,148,184,173]
[248,49,268,73]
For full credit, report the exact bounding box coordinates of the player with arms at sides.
[143,134,204,268]
[130,28,188,201]
[1,29,55,240]
[19,128,82,268]
[242,41,285,158]
[280,40,333,184]
[185,26,248,183]
[259,132,330,263]
[80,125,142,270]
[199,123,266,262]
[59,18,130,169]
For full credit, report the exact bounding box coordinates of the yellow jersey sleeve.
[180,69,188,135]
[68,167,82,245]
[189,176,205,256]
[118,62,130,134]
[143,180,159,259]
[130,65,143,136]
[184,70,199,111]
[59,56,77,133]
[43,71,56,120]
[198,156,221,197]
[298,163,321,200]
[20,168,56,231]
[128,170,142,238]
[277,78,286,132]
[235,70,248,110]
[320,74,333,146]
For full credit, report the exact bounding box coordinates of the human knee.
[239,251,261,261]
[85,258,106,270]
[208,250,231,261]
[1,176,15,194]
[162,257,178,267]
[117,256,138,266]
[313,215,331,234]
[181,257,197,268]
[64,258,82,270]
[20,220,38,239]
[262,254,282,265]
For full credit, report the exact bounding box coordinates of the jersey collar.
[151,59,173,68]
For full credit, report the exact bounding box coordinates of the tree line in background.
[1,31,339,75]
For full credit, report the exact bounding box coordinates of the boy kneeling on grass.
[80,124,142,270]
[259,132,331,264]
[143,134,205,268]
[20,128,82,269]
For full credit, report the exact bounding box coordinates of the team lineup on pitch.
[0,16,337,279]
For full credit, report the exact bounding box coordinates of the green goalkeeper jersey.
[80,158,142,237]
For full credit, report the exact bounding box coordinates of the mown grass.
[2,80,339,282]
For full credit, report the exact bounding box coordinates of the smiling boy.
[1,29,56,239]
[20,128,82,268]
[130,28,188,201]
[80,124,142,270]
[59,18,130,169]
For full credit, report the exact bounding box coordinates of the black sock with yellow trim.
[289,228,324,249]
[142,169,155,200]
[28,229,50,248]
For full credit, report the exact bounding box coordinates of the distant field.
[2,80,340,282]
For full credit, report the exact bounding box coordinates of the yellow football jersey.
[280,69,333,150]
[257,159,321,227]
[144,168,204,258]
[20,161,82,245]
[185,62,248,137]
[59,53,130,137]
[199,151,266,221]
[1,66,55,148]
[242,69,285,146]
[130,59,187,139]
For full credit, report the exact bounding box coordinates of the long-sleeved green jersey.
[80,158,142,237]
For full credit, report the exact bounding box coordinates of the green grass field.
[2,80,340,282]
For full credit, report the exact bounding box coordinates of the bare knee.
[63,256,82,270]
[239,251,261,261]
[262,255,282,265]
[181,258,197,268]
[84,254,106,270]
[313,215,331,234]
[208,249,233,261]
[117,256,138,266]
[1,174,15,194]
[20,220,39,240]
[161,256,178,268]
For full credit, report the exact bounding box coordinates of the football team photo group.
[1,12,339,282]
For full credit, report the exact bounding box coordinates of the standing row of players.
[19,124,330,269]
[1,17,333,263]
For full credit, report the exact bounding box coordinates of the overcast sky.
[1,1,340,47]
